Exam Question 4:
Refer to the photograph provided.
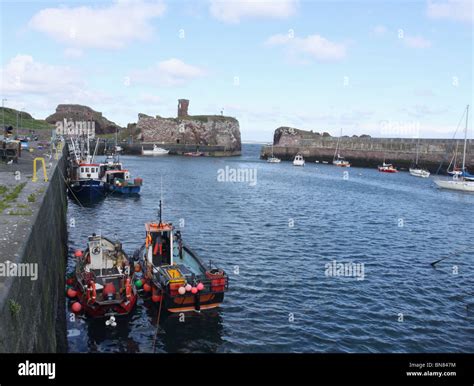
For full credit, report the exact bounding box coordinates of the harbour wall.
[0,148,68,352]
[261,137,474,172]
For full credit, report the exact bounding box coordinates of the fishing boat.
[332,129,351,167]
[435,105,474,192]
[378,162,398,173]
[293,154,305,166]
[69,234,138,320]
[409,137,430,178]
[142,144,169,156]
[68,136,106,200]
[100,154,142,195]
[135,202,228,313]
[267,144,281,163]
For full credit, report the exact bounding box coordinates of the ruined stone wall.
[137,115,241,152]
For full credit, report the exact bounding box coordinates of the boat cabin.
[145,222,174,267]
[77,163,100,180]
[104,169,131,184]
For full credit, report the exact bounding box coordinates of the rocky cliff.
[45,104,121,135]
[137,114,241,152]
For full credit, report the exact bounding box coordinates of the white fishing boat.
[142,144,169,156]
[293,154,305,166]
[267,144,281,163]
[332,129,351,167]
[435,105,474,193]
[409,137,430,178]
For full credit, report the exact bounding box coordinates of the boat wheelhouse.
[70,235,138,320]
[103,169,142,194]
[136,204,228,313]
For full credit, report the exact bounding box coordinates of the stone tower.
[177,99,189,117]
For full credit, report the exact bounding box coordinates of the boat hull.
[75,289,137,318]
[106,183,141,195]
[69,180,105,200]
[409,168,430,178]
[434,179,474,192]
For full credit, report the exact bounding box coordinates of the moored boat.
[332,129,351,167]
[69,234,138,320]
[293,154,305,166]
[267,144,281,163]
[136,202,228,313]
[409,168,430,178]
[378,162,398,173]
[435,105,474,193]
[183,151,205,157]
[142,144,169,156]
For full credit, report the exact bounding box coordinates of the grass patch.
[8,209,33,216]
[27,193,36,202]
[17,203,29,208]
[4,182,26,202]
[0,185,7,196]
[8,300,21,316]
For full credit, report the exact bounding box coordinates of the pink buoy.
[74,250,83,258]
[178,286,186,295]
[197,283,204,291]
[191,287,198,294]
[185,284,192,292]
[67,288,77,298]
[71,302,82,313]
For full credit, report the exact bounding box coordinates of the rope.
[152,293,164,353]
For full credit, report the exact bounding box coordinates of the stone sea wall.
[0,150,67,353]
[261,127,473,172]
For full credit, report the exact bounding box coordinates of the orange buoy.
[143,283,151,292]
[74,250,83,258]
[67,288,78,298]
[71,302,82,313]
[152,294,162,302]
[66,278,74,286]
[134,264,141,272]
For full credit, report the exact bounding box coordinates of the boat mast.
[462,105,469,172]
[334,128,342,161]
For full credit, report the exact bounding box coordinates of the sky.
[0,0,472,141]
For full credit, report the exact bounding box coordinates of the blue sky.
[0,0,472,141]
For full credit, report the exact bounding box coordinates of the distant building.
[177,99,189,117]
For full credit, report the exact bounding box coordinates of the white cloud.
[0,54,83,95]
[131,58,207,86]
[403,35,432,48]
[64,48,84,58]
[266,33,347,62]
[373,25,387,36]
[209,0,298,23]
[427,0,473,23]
[28,0,166,49]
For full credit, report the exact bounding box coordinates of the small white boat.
[378,162,398,173]
[293,154,305,166]
[409,168,430,178]
[142,144,169,156]
[333,155,351,167]
[267,144,281,163]
[267,157,281,163]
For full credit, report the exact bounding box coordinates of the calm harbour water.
[66,144,474,353]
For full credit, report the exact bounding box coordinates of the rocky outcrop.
[137,115,241,152]
[45,104,121,135]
